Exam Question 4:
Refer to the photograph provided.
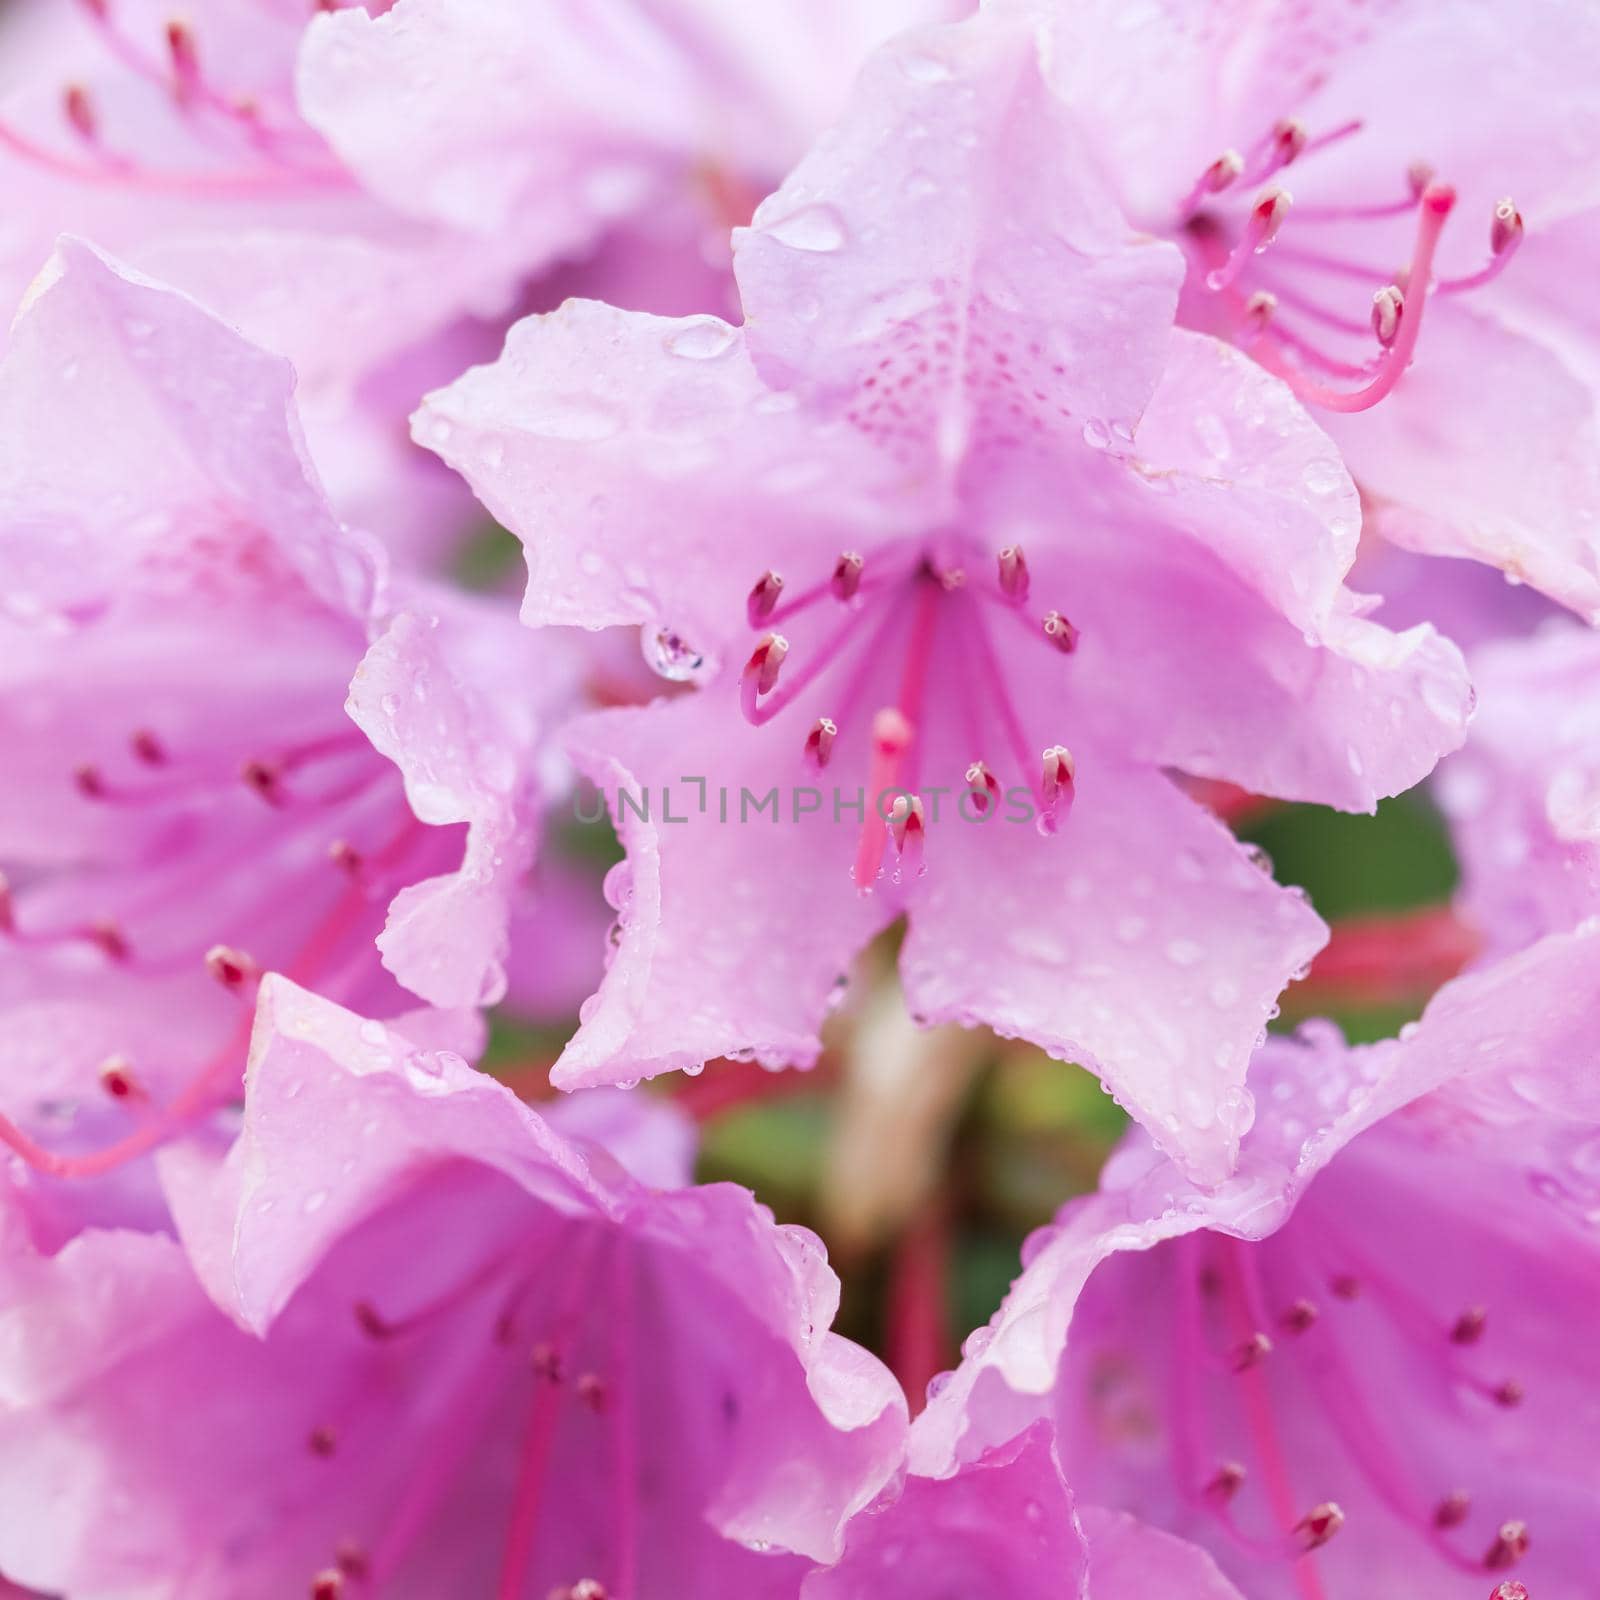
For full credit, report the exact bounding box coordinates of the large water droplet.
[762,204,848,253]
[665,318,737,360]
[641,622,712,683]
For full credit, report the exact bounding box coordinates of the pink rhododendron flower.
[0,242,559,1180]
[298,0,961,293]
[1008,0,1600,616]
[1437,622,1600,960]
[419,10,1471,1183]
[0,977,907,1599]
[805,1421,1245,1598]
[913,926,1600,1595]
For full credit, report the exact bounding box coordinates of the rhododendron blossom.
[0,979,906,1598]
[914,928,1600,1595]
[1011,0,1600,616]
[422,10,1470,1183]
[0,242,556,1185]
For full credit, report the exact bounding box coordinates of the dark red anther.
[1205,1462,1246,1502]
[1485,1520,1530,1571]
[964,760,1000,816]
[1451,1306,1488,1345]
[74,763,105,799]
[90,918,128,961]
[98,1056,144,1101]
[310,1570,344,1600]
[1041,610,1079,655]
[997,544,1030,602]
[353,1301,391,1340]
[1293,1502,1345,1552]
[241,757,284,803]
[205,944,259,990]
[165,19,200,94]
[1280,1298,1318,1335]
[1493,1379,1525,1408]
[831,551,864,601]
[328,840,362,875]
[803,717,837,773]
[63,84,98,142]
[1435,1490,1472,1529]
[130,727,166,765]
[1230,1331,1273,1373]
[746,570,784,626]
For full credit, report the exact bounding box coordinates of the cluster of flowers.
[0,0,1597,1595]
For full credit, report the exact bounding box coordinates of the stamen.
[997,545,1030,602]
[964,760,1000,816]
[63,84,98,143]
[1292,1503,1345,1552]
[1484,1521,1530,1571]
[242,757,284,804]
[576,1373,608,1412]
[1181,148,1244,214]
[1041,610,1080,655]
[1439,198,1523,292]
[1230,1331,1274,1373]
[74,763,105,799]
[1492,1379,1524,1408]
[738,633,789,721]
[98,1056,144,1101]
[1205,188,1292,291]
[889,794,925,878]
[310,1572,344,1600]
[329,840,362,875]
[803,717,837,772]
[1435,1491,1472,1529]
[205,944,259,990]
[852,709,913,889]
[1205,1462,1247,1502]
[1280,1299,1319,1335]
[164,19,201,100]
[1450,1306,1487,1345]
[1371,285,1404,348]
[308,1425,338,1457]
[530,1342,562,1380]
[90,918,128,961]
[1040,745,1075,831]
[1242,290,1278,338]
[832,551,864,602]
[747,570,784,626]
[130,727,166,765]
[1254,184,1457,413]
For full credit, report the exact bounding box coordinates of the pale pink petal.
[899,759,1326,1186]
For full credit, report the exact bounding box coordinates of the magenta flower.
[1437,622,1600,960]
[805,1422,1245,1598]
[0,977,907,1598]
[913,926,1600,1595]
[0,241,557,1179]
[1011,0,1600,615]
[418,10,1470,1182]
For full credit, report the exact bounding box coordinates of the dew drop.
[763,204,848,253]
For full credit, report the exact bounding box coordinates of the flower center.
[1171,116,1522,413]
[735,539,1080,888]
[1166,1229,1532,1593]
[0,714,432,1179]
[0,6,349,198]
[305,1220,636,1599]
